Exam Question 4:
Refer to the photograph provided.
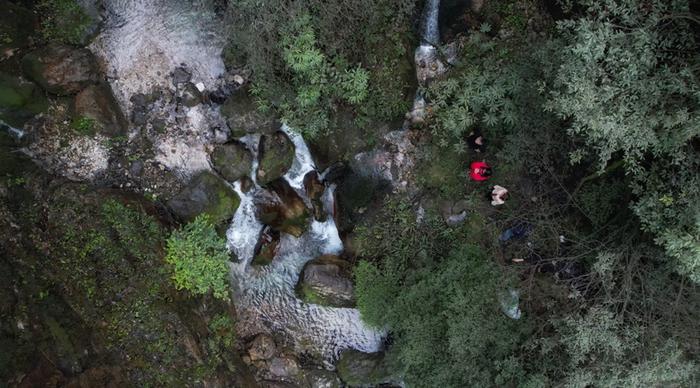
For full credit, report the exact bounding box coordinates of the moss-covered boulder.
[0,73,48,127]
[257,131,295,186]
[167,171,240,225]
[73,83,128,136]
[336,350,394,387]
[210,141,253,182]
[296,255,355,307]
[0,1,35,53]
[254,178,309,237]
[22,44,99,95]
[220,89,278,138]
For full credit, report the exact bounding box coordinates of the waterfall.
[420,0,441,46]
[226,125,383,364]
[0,120,26,140]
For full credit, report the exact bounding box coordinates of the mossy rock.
[257,131,295,186]
[167,171,241,225]
[336,350,394,387]
[0,73,49,127]
[220,88,278,138]
[0,1,35,53]
[73,83,128,136]
[210,141,253,182]
[22,44,100,96]
[296,255,355,308]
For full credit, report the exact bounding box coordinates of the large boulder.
[167,171,240,224]
[73,83,128,136]
[210,141,253,182]
[336,350,394,387]
[0,1,35,53]
[296,255,355,308]
[304,369,342,388]
[254,179,310,237]
[0,73,48,127]
[257,131,295,186]
[221,89,279,138]
[22,44,100,95]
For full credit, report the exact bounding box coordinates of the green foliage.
[226,0,415,138]
[70,115,97,136]
[548,0,700,282]
[165,214,231,301]
[37,0,92,45]
[355,199,525,386]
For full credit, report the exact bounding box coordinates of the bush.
[165,215,231,301]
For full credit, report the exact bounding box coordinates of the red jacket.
[469,161,491,181]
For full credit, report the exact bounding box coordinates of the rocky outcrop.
[22,44,100,95]
[304,369,342,388]
[439,199,470,226]
[351,130,419,194]
[167,171,240,224]
[254,179,310,237]
[257,131,295,186]
[296,255,355,307]
[221,89,279,138]
[0,73,48,127]
[73,83,128,136]
[210,141,253,182]
[304,171,326,222]
[336,350,394,387]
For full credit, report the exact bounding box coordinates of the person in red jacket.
[469,161,492,181]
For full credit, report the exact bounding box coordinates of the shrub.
[165,215,231,301]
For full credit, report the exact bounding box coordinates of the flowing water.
[227,125,384,364]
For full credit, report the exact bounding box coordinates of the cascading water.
[1,120,25,140]
[226,125,384,364]
[420,0,441,46]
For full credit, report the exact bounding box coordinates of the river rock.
[296,255,355,308]
[0,1,35,53]
[248,334,277,361]
[73,83,128,136]
[180,82,203,107]
[0,73,48,127]
[221,89,279,138]
[254,179,310,237]
[22,44,100,95]
[336,350,394,387]
[210,141,253,182]
[257,132,295,186]
[268,355,301,380]
[167,170,240,224]
[304,171,326,222]
[252,226,280,266]
[304,369,342,388]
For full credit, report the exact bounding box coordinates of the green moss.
[0,73,49,127]
[37,0,93,45]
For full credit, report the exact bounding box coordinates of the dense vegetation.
[355,0,700,386]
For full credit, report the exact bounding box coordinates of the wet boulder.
[336,350,394,387]
[304,171,326,222]
[257,132,295,186]
[248,334,277,361]
[22,44,100,95]
[296,255,355,308]
[221,89,279,138]
[73,83,128,136]
[0,1,35,53]
[167,171,240,225]
[180,82,202,107]
[210,141,253,182]
[252,226,280,266]
[0,73,48,127]
[254,179,310,237]
[268,355,301,380]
